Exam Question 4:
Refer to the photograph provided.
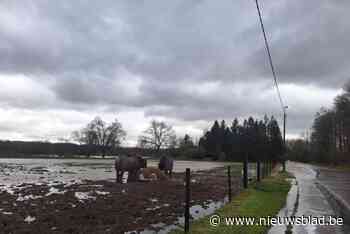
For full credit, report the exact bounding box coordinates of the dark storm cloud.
[248,1,350,87]
[1,0,349,85]
[0,0,347,140]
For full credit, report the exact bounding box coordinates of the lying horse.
[139,167,168,181]
[158,156,173,177]
[115,155,147,183]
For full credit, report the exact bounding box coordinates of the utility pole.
[283,106,288,172]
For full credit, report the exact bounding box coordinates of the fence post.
[267,161,270,175]
[184,168,190,233]
[269,161,272,175]
[243,155,248,189]
[257,161,261,182]
[270,161,272,175]
[228,166,232,202]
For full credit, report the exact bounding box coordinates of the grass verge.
[170,171,293,234]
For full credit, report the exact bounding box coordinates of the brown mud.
[0,168,241,234]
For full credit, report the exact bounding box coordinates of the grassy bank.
[171,172,292,234]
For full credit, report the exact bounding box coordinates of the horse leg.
[131,170,139,182]
[119,171,124,183]
[128,170,135,182]
[169,169,172,178]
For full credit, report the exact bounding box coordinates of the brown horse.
[139,167,168,181]
[115,155,147,183]
[158,156,173,177]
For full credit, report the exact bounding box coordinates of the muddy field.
[0,159,245,234]
[0,169,241,234]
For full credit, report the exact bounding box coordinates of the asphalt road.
[315,164,350,210]
[269,161,349,234]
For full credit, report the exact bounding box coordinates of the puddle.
[0,158,232,187]
[75,191,96,202]
[126,198,228,234]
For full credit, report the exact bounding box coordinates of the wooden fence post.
[270,161,272,175]
[257,161,261,182]
[243,155,248,189]
[228,166,232,202]
[184,168,190,233]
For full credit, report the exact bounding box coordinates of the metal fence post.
[228,166,232,202]
[184,168,190,233]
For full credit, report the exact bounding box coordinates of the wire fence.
[180,160,275,233]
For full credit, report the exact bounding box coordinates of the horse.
[158,156,173,177]
[115,155,147,183]
[139,167,168,181]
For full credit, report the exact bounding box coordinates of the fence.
[182,160,275,233]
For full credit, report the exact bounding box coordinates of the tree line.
[71,117,178,157]
[288,83,350,164]
[197,116,284,161]
[0,115,285,161]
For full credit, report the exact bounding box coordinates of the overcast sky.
[0,0,347,146]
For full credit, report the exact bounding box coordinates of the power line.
[254,0,286,113]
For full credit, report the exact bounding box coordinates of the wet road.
[315,165,350,210]
[269,161,349,234]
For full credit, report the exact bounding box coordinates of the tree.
[72,116,126,157]
[179,134,194,149]
[287,139,310,162]
[198,116,284,162]
[138,120,176,153]
[267,116,284,161]
[307,81,350,164]
[311,109,335,162]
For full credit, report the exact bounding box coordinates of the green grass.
[171,171,293,234]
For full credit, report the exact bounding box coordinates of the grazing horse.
[158,156,173,177]
[115,155,147,183]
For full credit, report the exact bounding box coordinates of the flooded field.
[0,158,232,186]
[0,158,245,234]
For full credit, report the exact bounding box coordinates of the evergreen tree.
[267,116,284,161]
[198,116,284,162]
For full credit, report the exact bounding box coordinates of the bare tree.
[138,120,176,153]
[72,116,126,157]
[71,130,85,145]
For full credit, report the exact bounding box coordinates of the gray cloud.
[248,1,350,87]
[0,0,347,142]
